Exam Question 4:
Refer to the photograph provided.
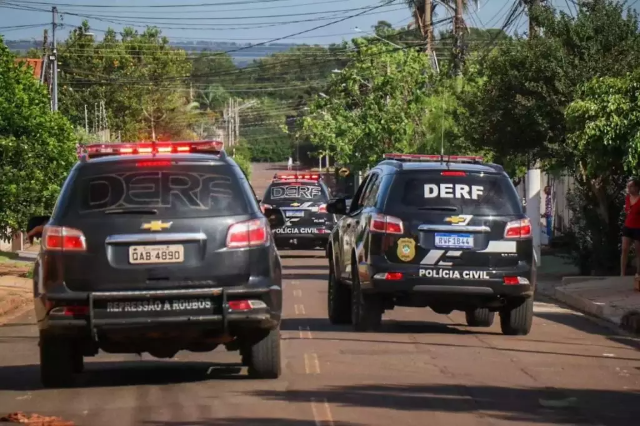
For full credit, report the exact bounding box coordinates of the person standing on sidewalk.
[287,157,293,171]
[621,178,640,276]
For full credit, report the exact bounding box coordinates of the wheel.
[465,308,495,327]
[247,328,281,379]
[499,298,534,336]
[351,257,383,332]
[328,256,352,325]
[39,336,77,388]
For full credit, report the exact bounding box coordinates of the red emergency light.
[77,140,224,160]
[272,172,321,182]
[383,153,484,163]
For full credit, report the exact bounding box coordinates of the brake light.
[226,218,268,248]
[63,306,89,316]
[43,226,87,251]
[318,204,327,213]
[136,160,172,167]
[370,214,404,234]
[441,171,467,176]
[385,272,403,280]
[504,218,532,239]
[228,300,268,311]
[503,276,530,285]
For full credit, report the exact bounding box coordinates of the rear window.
[263,182,327,204]
[62,162,249,218]
[387,172,522,215]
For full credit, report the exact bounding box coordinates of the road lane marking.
[294,304,306,315]
[293,289,302,297]
[299,325,312,339]
[311,398,334,426]
[304,353,320,374]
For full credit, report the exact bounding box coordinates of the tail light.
[503,276,530,285]
[63,306,89,316]
[228,299,267,311]
[260,203,272,213]
[504,218,532,239]
[374,272,404,280]
[318,204,327,213]
[43,226,87,251]
[226,218,268,249]
[370,213,404,234]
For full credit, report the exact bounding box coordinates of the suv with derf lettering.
[261,172,334,249]
[326,153,536,335]
[27,140,286,388]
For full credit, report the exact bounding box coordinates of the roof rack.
[77,140,225,161]
[382,153,484,163]
[272,172,322,182]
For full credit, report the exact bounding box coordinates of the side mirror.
[327,198,348,215]
[256,197,262,203]
[264,208,286,229]
[27,215,50,241]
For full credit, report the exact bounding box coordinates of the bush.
[563,177,627,275]
[233,153,252,180]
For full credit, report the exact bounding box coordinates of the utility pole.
[84,104,88,133]
[453,0,465,76]
[51,7,58,111]
[424,0,433,53]
[235,98,239,143]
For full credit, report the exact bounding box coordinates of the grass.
[0,250,19,262]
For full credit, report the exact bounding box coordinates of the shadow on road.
[246,383,640,425]
[279,253,326,259]
[282,273,328,281]
[0,361,245,391]
[144,419,362,426]
[535,311,640,351]
[281,317,477,335]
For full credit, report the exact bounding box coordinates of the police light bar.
[273,172,321,181]
[77,140,224,159]
[382,153,484,163]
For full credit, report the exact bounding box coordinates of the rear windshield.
[263,182,328,204]
[61,161,249,219]
[387,171,522,215]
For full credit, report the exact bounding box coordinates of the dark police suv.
[260,172,334,249]
[326,153,536,335]
[27,140,286,387]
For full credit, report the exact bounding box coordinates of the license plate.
[434,233,473,249]
[94,297,216,320]
[285,210,305,217]
[129,245,184,264]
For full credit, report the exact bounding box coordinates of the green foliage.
[58,22,199,141]
[0,37,77,239]
[233,152,252,180]
[240,98,293,162]
[299,39,473,171]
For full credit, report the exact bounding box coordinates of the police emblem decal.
[397,238,416,262]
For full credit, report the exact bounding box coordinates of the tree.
[58,23,196,141]
[456,1,640,178]
[562,71,640,273]
[0,37,76,239]
[299,38,474,172]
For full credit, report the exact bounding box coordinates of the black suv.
[27,141,286,387]
[326,153,536,335]
[261,172,334,249]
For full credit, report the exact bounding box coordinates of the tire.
[499,298,534,336]
[328,256,352,325]
[247,327,281,379]
[465,308,495,327]
[39,337,77,388]
[351,257,383,332]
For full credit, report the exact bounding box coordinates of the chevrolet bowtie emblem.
[445,216,467,225]
[290,202,301,207]
[141,221,173,232]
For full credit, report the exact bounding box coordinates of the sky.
[0,0,580,46]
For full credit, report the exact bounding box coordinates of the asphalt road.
[0,163,639,425]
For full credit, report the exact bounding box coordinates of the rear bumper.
[37,280,282,337]
[362,261,534,299]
